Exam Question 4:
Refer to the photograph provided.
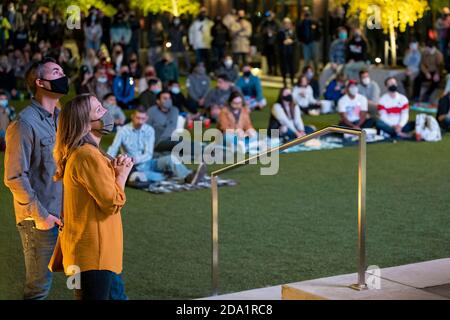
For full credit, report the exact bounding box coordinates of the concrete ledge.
[200,285,282,300]
[202,259,450,300]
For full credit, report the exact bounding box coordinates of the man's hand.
[35,215,62,231]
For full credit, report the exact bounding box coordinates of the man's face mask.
[161,99,173,110]
[348,86,358,96]
[40,76,69,95]
[0,99,8,108]
[171,86,181,95]
[91,110,115,135]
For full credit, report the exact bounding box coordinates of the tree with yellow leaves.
[130,0,200,17]
[41,0,117,17]
[334,0,429,66]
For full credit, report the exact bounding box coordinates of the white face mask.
[349,86,358,96]
[224,59,233,68]
[362,77,370,86]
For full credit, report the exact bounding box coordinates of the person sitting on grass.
[269,87,315,142]
[103,93,126,130]
[376,77,415,139]
[204,73,241,122]
[292,75,321,115]
[186,63,211,116]
[147,90,181,153]
[436,91,450,132]
[113,65,135,109]
[324,72,347,106]
[139,77,162,110]
[215,55,239,83]
[357,69,380,119]
[107,106,207,188]
[169,80,201,121]
[337,80,374,129]
[0,90,16,151]
[218,91,257,153]
[235,65,267,111]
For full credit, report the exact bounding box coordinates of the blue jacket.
[324,79,345,103]
[235,75,264,101]
[113,76,135,105]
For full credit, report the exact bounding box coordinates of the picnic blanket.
[145,176,237,194]
[410,102,437,114]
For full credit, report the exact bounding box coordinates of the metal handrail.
[210,126,368,296]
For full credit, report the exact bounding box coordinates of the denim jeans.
[302,42,317,69]
[223,133,258,153]
[74,270,113,300]
[16,220,58,300]
[283,126,315,141]
[376,120,415,138]
[110,273,128,300]
[445,117,450,126]
[137,154,191,182]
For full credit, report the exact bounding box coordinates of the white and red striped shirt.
[377,92,409,127]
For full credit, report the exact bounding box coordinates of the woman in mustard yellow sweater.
[52,93,133,299]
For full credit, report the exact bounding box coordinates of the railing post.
[211,174,219,295]
[210,126,368,295]
[350,130,368,290]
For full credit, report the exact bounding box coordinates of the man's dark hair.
[359,69,369,77]
[384,76,396,86]
[168,80,179,87]
[25,57,57,94]
[148,77,160,87]
[103,92,115,101]
[227,90,244,105]
[134,105,147,114]
[156,90,171,100]
[217,74,230,82]
[0,89,9,97]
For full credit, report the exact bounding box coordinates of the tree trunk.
[171,0,179,16]
[389,21,397,67]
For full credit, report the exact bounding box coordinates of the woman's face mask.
[91,110,115,135]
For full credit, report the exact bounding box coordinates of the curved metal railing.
[210,126,368,295]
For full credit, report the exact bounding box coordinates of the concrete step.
[201,258,450,300]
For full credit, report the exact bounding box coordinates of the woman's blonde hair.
[54,93,96,181]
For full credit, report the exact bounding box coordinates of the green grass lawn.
[1,85,450,299]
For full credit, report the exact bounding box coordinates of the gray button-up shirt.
[4,99,62,224]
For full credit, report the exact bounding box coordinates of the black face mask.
[40,76,69,95]
[388,85,397,92]
[243,71,251,78]
[282,95,293,102]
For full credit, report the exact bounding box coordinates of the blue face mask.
[151,88,161,95]
[339,32,347,40]
[171,87,181,95]
[0,99,8,108]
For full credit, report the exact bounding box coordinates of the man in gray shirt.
[4,57,68,299]
[358,69,380,118]
[147,90,179,152]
